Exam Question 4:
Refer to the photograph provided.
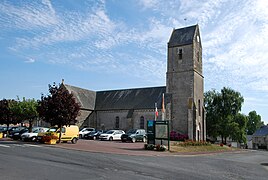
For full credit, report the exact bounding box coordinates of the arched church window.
[177,48,183,59]
[140,116,144,129]
[115,116,119,129]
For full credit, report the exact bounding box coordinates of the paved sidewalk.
[57,139,172,156]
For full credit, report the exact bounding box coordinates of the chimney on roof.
[62,79,64,84]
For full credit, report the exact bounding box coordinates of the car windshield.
[106,130,114,134]
[48,128,57,132]
[33,129,39,133]
[127,129,137,134]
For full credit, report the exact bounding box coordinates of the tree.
[204,87,245,144]
[229,113,248,143]
[246,111,263,135]
[16,97,39,132]
[0,99,20,135]
[38,83,80,142]
[204,89,221,139]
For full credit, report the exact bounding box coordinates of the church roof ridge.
[97,86,166,93]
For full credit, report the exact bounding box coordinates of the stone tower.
[166,25,205,141]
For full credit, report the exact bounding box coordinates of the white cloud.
[0,1,58,29]
[24,58,35,63]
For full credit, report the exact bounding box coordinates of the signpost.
[147,120,170,151]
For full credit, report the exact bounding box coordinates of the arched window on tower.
[115,116,119,129]
[140,116,145,129]
[177,48,183,60]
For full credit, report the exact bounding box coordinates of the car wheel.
[71,138,78,144]
[109,137,113,141]
[143,137,146,143]
[79,134,82,139]
[31,136,37,142]
[131,138,136,143]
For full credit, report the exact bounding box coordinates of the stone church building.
[62,24,206,141]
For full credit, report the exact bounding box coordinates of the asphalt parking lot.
[56,139,171,156]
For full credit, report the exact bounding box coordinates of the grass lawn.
[169,142,238,153]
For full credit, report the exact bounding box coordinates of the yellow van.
[37,125,79,144]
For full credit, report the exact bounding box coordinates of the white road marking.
[23,144,42,147]
[12,144,25,147]
[0,144,10,148]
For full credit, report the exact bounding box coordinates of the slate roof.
[63,84,96,110]
[253,125,268,136]
[95,86,167,110]
[168,25,197,48]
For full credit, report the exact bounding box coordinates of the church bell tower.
[166,25,205,141]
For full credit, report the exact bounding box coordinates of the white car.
[99,130,125,141]
[21,127,49,142]
[79,127,95,138]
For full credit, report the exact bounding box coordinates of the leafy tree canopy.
[246,110,263,135]
[205,87,245,144]
[14,97,39,132]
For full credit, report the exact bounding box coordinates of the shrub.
[42,132,58,142]
[155,144,166,151]
[144,144,155,150]
[170,131,189,141]
[179,140,211,147]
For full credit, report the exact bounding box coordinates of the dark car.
[84,130,104,140]
[10,128,29,140]
[121,129,147,143]
[1,126,23,137]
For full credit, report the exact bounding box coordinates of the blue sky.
[1,0,268,124]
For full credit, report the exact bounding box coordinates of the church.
[61,24,206,141]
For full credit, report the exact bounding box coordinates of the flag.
[155,103,158,120]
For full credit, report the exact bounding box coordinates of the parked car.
[79,127,95,139]
[37,125,79,144]
[11,128,29,140]
[84,130,104,140]
[1,126,25,137]
[99,130,125,141]
[21,127,49,142]
[121,129,147,143]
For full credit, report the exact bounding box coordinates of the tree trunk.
[6,123,10,137]
[29,120,33,132]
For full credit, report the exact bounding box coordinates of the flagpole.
[162,93,165,121]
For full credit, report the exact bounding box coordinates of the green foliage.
[246,111,263,135]
[12,97,39,132]
[144,144,155,150]
[229,113,248,143]
[204,87,245,144]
